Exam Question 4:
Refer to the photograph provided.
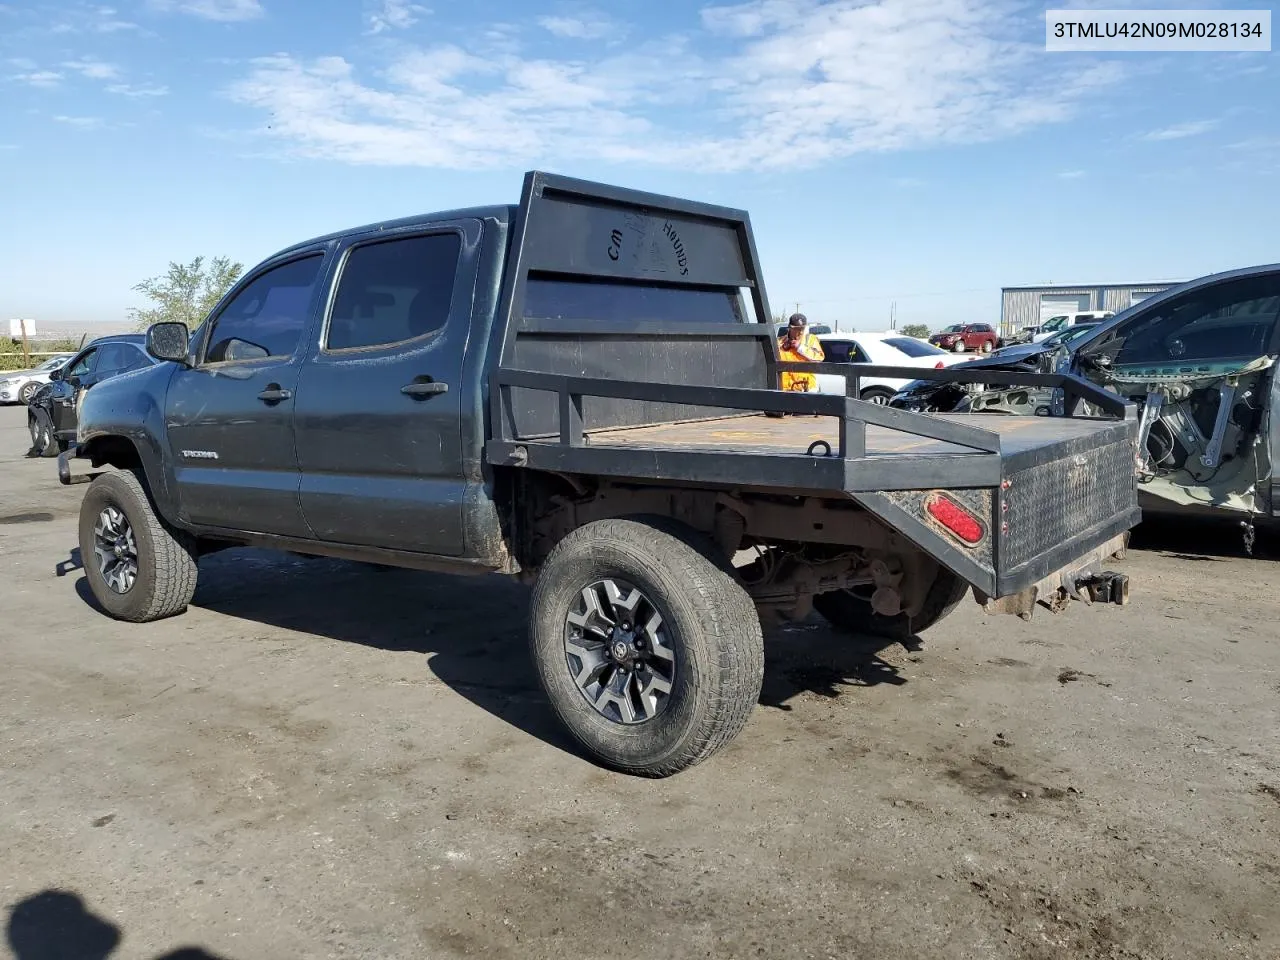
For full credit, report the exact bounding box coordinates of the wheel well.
[84,435,144,473]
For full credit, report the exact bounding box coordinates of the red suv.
[929,323,999,354]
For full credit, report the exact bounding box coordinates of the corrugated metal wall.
[1101,286,1170,313]
[1000,283,1177,336]
[1000,287,1094,335]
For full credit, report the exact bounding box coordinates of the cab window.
[204,255,324,364]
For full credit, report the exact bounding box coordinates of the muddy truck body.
[64,172,1141,776]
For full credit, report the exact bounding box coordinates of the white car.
[0,354,77,405]
[812,332,967,404]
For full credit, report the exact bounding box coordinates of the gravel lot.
[2,403,1279,960]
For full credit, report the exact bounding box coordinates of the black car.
[894,264,1280,525]
[27,334,157,457]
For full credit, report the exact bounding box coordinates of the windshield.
[884,336,945,358]
[1043,323,1099,348]
[941,324,964,333]
[1041,315,1068,332]
[35,356,67,370]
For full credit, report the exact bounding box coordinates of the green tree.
[129,256,243,331]
[899,323,930,338]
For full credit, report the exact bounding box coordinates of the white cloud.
[53,115,106,128]
[1058,169,1086,179]
[366,0,425,33]
[225,0,1126,172]
[1140,119,1218,141]
[62,57,121,80]
[537,12,619,40]
[149,0,264,21]
[11,70,64,87]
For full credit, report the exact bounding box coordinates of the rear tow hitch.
[1077,571,1129,606]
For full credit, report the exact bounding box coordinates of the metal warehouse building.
[1000,282,1182,337]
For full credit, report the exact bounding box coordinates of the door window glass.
[327,234,462,350]
[822,340,870,364]
[1110,276,1280,366]
[67,349,97,378]
[204,255,323,363]
[96,342,142,375]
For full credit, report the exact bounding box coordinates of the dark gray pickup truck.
[64,172,1141,776]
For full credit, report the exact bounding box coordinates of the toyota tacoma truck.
[62,172,1141,777]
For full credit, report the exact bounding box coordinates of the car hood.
[892,351,1046,397]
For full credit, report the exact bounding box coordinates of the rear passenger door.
[293,221,479,556]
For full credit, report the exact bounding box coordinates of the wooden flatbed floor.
[585,412,1121,460]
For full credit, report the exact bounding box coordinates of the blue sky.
[1,0,1276,332]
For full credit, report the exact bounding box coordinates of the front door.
[164,251,327,538]
[293,222,477,556]
[51,346,99,437]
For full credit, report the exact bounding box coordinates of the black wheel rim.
[563,578,676,724]
[93,506,139,594]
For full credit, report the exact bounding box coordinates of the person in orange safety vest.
[777,313,825,392]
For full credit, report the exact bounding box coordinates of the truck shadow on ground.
[5,889,228,960]
[68,546,912,753]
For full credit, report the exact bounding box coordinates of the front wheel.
[28,416,57,458]
[952,341,966,353]
[859,387,894,406]
[78,470,199,622]
[530,518,764,777]
[815,565,969,641]
[18,381,40,404]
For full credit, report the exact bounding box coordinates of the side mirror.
[146,322,192,365]
[48,366,64,382]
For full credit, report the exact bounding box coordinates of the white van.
[1027,310,1114,343]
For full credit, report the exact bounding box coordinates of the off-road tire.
[530,517,764,778]
[814,566,969,641]
[79,470,198,623]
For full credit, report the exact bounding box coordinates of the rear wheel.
[78,470,198,622]
[530,517,764,777]
[859,386,894,406]
[815,566,969,641]
[981,340,993,354]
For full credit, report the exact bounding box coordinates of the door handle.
[401,380,449,398]
[257,385,292,404]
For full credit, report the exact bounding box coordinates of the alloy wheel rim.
[563,578,676,724]
[93,505,139,594]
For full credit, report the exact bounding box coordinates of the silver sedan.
[0,355,77,405]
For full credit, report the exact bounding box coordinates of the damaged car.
[893,265,1280,529]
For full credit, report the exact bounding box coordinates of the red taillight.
[924,492,985,545]
[934,361,945,369]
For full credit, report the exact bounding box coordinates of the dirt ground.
[1,404,1278,960]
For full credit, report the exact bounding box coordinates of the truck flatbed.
[584,410,1127,465]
